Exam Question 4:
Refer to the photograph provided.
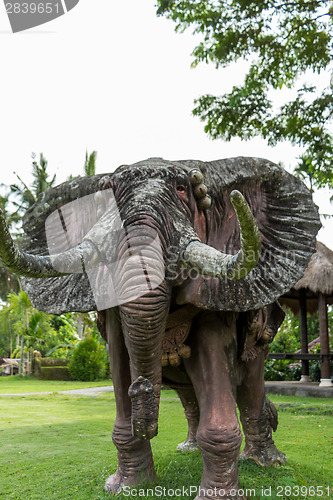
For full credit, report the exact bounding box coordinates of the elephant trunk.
[121,289,169,440]
[115,218,171,440]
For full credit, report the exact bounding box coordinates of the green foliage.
[264,358,302,381]
[67,150,98,180]
[0,291,54,375]
[0,294,83,367]
[157,0,333,188]
[84,150,97,176]
[265,307,333,380]
[10,153,56,214]
[43,313,79,358]
[68,335,108,381]
[265,310,303,381]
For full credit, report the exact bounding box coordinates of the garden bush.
[68,335,108,381]
[264,358,302,381]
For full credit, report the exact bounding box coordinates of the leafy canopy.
[157,0,333,187]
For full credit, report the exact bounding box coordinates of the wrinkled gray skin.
[0,157,320,500]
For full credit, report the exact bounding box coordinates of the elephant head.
[0,157,320,440]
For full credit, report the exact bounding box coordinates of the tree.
[10,153,56,213]
[0,291,53,375]
[66,150,97,181]
[157,1,333,188]
[83,150,97,176]
[264,307,333,381]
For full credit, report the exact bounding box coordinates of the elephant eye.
[177,185,186,193]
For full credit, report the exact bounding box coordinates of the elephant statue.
[175,301,288,468]
[0,157,320,499]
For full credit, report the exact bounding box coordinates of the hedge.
[39,366,71,381]
[40,358,69,367]
[32,357,70,380]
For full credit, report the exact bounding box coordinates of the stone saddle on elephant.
[0,157,320,499]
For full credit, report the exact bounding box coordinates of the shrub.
[68,335,108,381]
[264,359,302,381]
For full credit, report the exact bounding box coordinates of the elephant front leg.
[104,309,156,493]
[174,385,199,452]
[237,351,287,467]
[185,312,244,500]
[107,421,156,493]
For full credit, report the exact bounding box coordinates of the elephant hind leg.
[174,385,199,452]
[238,395,287,467]
[237,352,287,467]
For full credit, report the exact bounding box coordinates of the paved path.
[265,381,333,398]
[0,385,114,397]
[2,381,332,398]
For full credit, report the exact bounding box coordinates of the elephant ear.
[175,157,321,311]
[21,174,110,314]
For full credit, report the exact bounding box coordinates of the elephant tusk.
[0,208,100,278]
[181,190,261,280]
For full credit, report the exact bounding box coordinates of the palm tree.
[84,150,97,176]
[0,290,51,375]
[31,153,57,196]
[10,153,56,213]
[0,291,31,376]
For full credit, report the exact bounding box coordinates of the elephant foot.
[105,466,157,494]
[177,438,198,452]
[240,443,287,467]
[128,377,159,440]
[105,470,124,494]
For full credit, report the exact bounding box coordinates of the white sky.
[0,0,332,248]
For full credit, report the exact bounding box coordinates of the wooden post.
[318,293,332,387]
[299,289,310,382]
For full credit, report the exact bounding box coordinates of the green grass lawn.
[0,375,112,394]
[0,385,332,500]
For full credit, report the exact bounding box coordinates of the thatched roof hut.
[280,241,333,314]
[279,241,333,386]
